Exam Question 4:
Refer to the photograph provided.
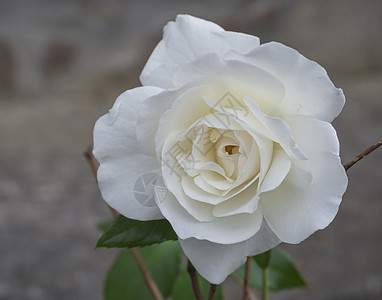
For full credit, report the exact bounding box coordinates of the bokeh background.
[0,0,381,299]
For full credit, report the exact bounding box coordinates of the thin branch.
[344,140,382,171]
[187,260,204,300]
[243,257,251,300]
[84,147,164,300]
[131,248,164,300]
[84,147,98,178]
[208,284,217,300]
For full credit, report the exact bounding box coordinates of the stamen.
[225,145,239,155]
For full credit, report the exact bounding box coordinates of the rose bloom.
[94,15,347,284]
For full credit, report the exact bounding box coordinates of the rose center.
[224,145,240,155]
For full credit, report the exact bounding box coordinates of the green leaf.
[172,267,223,300]
[253,249,272,269]
[105,241,181,300]
[234,247,307,291]
[96,215,178,248]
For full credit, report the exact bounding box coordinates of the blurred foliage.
[235,247,307,291]
[253,249,272,269]
[104,241,181,300]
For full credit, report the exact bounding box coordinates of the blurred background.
[0,0,381,299]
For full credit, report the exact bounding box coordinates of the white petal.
[204,98,272,141]
[234,130,253,156]
[199,99,276,186]
[212,191,260,217]
[221,59,285,114]
[96,155,163,220]
[93,86,164,220]
[158,191,264,244]
[175,57,285,114]
[179,219,280,284]
[244,97,306,160]
[212,145,290,217]
[182,172,258,206]
[258,145,291,194]
[136,80,205,157]
[283,115,340,156]
[250,133,273,186]
[94,86,162,159]
[233,134,260,187]
[155,86,226,158]
[225,42,345,122]
[172,53,223,87]
[200,170,233,191]
[221,31,260,54]
[152,59,284,159]
[203,128,272,191]
[140,15,260,88]
[188,126,217,170]
[194,161,233,182]
[178,111,244,137]
[193,175,221,195]
[161,132,215,222]
[210,135,261,217]
[157,103,244,160]
[260,117,347,243]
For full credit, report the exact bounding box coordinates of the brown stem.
[187,260,204,300]
[84,147,98,178]
[243,257,251,300]
[344,140,382,171]
[208,284,217,300]
[131,248,164,300]
[84,147,164,300]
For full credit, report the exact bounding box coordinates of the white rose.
[93,15,348,284]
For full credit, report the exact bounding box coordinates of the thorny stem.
[243,257,251,300]
[344,140,382,171]
[187,260,204,300]
[84,147,164,300]
[208,284,217,300]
